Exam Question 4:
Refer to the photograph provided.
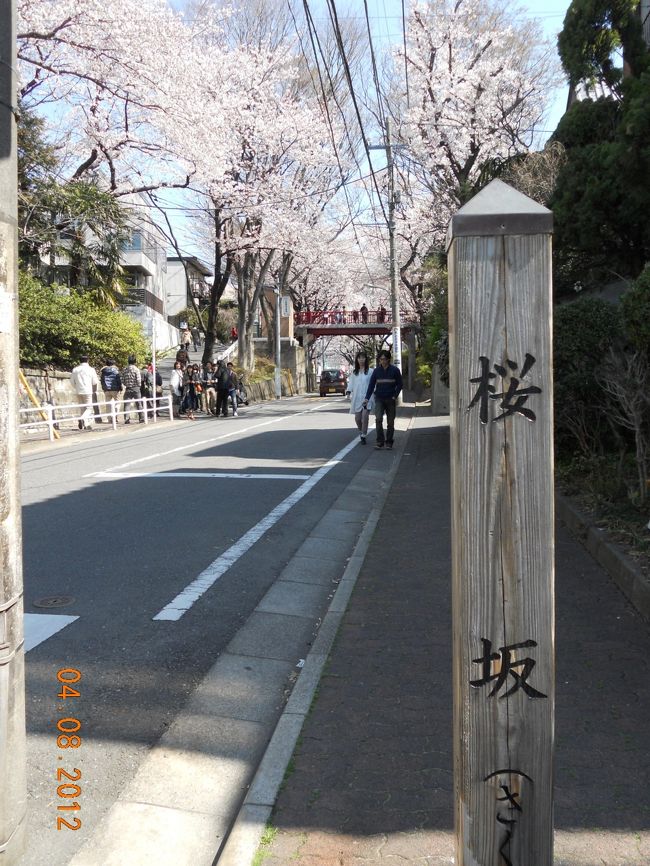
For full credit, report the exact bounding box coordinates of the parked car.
[319,368,348,397]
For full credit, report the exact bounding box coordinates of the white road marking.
[24,613,79,652]
[153,436,360,621]
[92,471,311,480]
[84,403,325,477]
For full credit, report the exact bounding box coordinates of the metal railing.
[215,339,238,362]
[294,310,410,326]
[19,394,174,442]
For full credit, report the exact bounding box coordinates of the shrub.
[621,266,650,354]
[18,272,149,369]
[553,297,622,458]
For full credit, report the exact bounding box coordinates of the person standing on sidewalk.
[215,360,230,417]
[346,350,373,444]
[202,361,217,415]
[363,349,402,449]
[100,359,122,418]
[121,355,143,424]
[70,355,99,430]
[169,360,184,418]
[226,362,239,417]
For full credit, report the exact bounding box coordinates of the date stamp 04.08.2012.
[54,668,82,831]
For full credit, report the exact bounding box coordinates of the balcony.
[121,231,165,276]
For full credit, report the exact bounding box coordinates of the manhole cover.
[32,596,75,609]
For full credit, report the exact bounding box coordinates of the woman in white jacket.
[346,351,374,444]
[169,360,184,418]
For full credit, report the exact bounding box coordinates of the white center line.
[84,404,325,477]
[153,435,360,621]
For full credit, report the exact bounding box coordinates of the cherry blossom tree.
[390,0,561,299]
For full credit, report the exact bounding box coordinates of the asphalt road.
[18,395,371,865]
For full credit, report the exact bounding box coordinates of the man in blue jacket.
[363,349,403,449]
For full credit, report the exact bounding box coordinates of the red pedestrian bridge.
[294,308,418,338]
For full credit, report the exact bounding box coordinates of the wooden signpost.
[447,179,554,866]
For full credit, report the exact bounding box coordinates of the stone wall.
[246,373,297,402]
[19,368,76,410]
[19,362,299,422]
[252,340,307,393]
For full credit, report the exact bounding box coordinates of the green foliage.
[19,272,149,369]
[552,8,650,295]
[551,94,650,293]
[415,258,449,385]
[557,0,647,91]
[621,266,650,353]
[553,297,622,456]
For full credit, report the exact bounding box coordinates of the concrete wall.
[430,364,450,415]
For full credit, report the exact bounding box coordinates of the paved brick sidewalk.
[260,414,650,866]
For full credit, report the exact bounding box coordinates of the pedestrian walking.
[70,355,99,430]
[363,349,402,449]
[121,355,143,423]
[346,351,373,444]
[360,303,368,324]
[170,360,184,418]
[191,326,201,352]
[181,327,192,353]
[215,360,230,417]
[226,362,239,416]
[100,358,122,419]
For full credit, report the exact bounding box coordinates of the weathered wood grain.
[448,182,554,866]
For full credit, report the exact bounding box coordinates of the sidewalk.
[255,411,650,866]
[19,341,230,450]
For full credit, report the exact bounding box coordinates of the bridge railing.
[294,309,411,326]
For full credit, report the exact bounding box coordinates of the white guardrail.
[214,339,237,362]
[19,394,174,442]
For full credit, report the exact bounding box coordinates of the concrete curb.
[215,411,419,866]
[556,493,650,622]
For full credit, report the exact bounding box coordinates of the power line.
[324,0,389,226]
[363,0,387,132]
[299,0,392,270]
[295,0,377,280]
[301,0,382,217]
[401,0,410,108]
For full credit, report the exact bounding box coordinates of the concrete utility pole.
[448,179,554,865]
[0,0,28,860]
[274,286,281,400]
[369,122,402,379]
[385,117,402,374]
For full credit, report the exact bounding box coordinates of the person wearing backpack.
[100,359,122,418]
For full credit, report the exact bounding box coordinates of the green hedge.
[18,272,149,370]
